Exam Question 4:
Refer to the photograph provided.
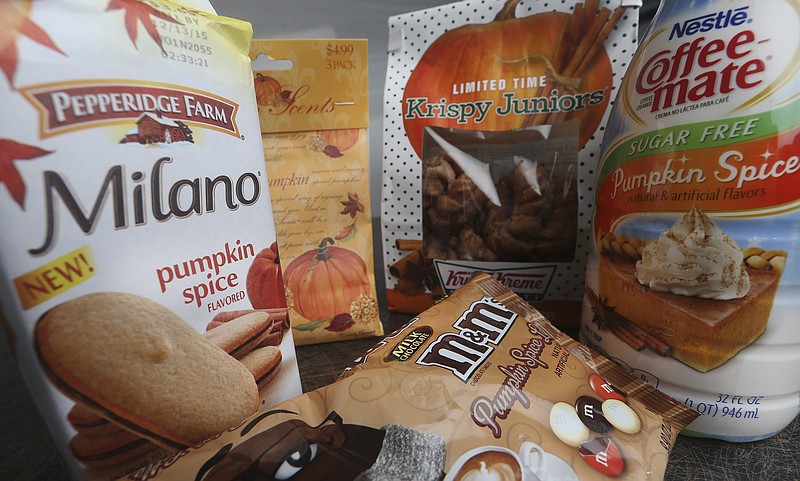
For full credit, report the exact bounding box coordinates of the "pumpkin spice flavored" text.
[156,238,256,309]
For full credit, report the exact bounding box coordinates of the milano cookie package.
[129,273,698,481]
[382,0,641,327]
[250,39,382,345]
[0,0,301,479]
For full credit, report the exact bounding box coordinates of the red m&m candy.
[589,374,625,402]
[579,436,624,476]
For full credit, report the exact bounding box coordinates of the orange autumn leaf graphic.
[340,192,364,218]
[335,193,364,241]
[0,139,51,209]
[107,0,181,53]
[0,0,65,85]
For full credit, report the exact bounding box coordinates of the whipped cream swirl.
[635,206,750,300]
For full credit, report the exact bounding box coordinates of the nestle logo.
[669,7,749,40]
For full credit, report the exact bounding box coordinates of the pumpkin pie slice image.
[594,208,785,372]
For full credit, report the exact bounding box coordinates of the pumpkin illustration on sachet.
[319,129,359,151]
[246,242,288,310]
[284,238,370,322]
[310,128,360,159]
[254,73,290,108]
[402,0,618,155]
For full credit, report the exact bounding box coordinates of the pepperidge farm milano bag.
[0,1,301,479]
[381,0,640,327]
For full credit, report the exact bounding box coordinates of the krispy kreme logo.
[20,80,241,138]
[434,260,556,302]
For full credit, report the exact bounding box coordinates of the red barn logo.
[121,111,193,145]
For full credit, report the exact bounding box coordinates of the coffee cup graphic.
[444,445,525,481]
[519,441,579,481]
[445,442,578,481]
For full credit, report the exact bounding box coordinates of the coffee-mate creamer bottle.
[581,0,800,441]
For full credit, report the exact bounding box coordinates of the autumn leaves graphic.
[107,0,182,53]
[0,0,64,86]
[0,0,183,209]
[2,0,181,85]
[0,140,50,209]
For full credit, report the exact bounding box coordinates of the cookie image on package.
[239,346,282,389]
[69,430,158,468]
[206,308,289,348]
[68,403,120,436]
[35,292,259,450]
[203,310,274,359]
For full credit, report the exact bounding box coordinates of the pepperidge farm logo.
[434,260,557,302]
[20,80,241,139]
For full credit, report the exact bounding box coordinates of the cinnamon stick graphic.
[395,239,423,252]
[529,4,626,128]
[586,287,672,357]
[389,249,424,278]
[522,2,582,129]
[562,7,612,78]
[610,324,646,352]
[551,12,575,74]
[574,7,625,79]
[583,0,600,31]
[611,311,671,356]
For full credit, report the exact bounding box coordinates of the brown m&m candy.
[579,437,624,476]
[575,396,612,433]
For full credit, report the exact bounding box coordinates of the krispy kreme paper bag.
[381,0,640,328]
[0,1,300,479]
